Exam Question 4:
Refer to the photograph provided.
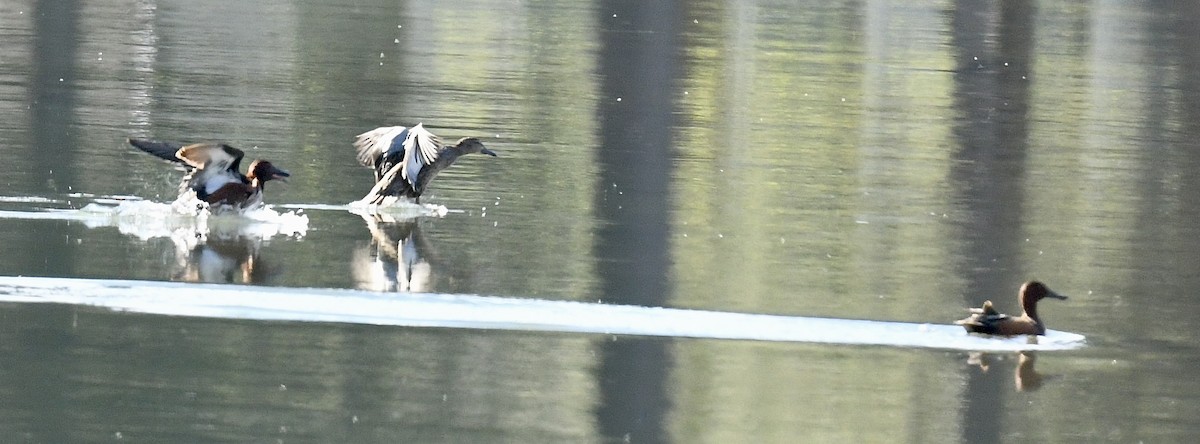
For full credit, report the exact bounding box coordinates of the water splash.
[0,194,308,242]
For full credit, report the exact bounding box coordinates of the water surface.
[2,0,1199,442]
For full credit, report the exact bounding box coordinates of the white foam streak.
[0,277,1086,352]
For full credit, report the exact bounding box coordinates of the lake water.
[2,0,1199,442]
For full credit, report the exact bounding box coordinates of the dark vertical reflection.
[593,1,681,442]
[292,0,413,202]
[1157,2,1200,282]
[17,0,82,276]
[948,1,1036,443]
[10,3,84,440]
[30,0,81,191]
[1171,0,1200,260]
[1175,1,1200,207]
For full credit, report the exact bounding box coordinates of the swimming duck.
[353,123,496,204]
[128,138,290,211]
[955,281,1068,335]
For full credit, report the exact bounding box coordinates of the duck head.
[454,137,497,157]
[1021,281,1068,303]
[1019,281,1067,328]
[247,160,291,184]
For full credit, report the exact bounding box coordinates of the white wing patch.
[400,123,442,189]
[353,126,409,168]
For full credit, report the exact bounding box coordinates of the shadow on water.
[593,1,683,442]
[949,1,1036,442]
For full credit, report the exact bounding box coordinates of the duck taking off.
[128,138,290,212]
[353,123,496,205]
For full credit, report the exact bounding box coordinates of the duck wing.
[354,126,411,182]
[401,123,441,189]
[176,143,244,173]
[128,138,189,166]
[174,143,247,198]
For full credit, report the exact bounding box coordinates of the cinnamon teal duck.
[955,281,1068,336]
[352,123,495,205]
[128,138,290,211]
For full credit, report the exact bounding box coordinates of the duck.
[955,281,1068,336]
[128,138,290,211]
[353,123,496,205]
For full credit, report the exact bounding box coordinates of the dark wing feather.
[128,138,188,166]
[220,144,245,175]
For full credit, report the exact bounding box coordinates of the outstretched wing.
[175,143,247,197]
[176,143,244,173]
[354,126,412,182]
[401,123,441,188]
[128,138,188,166]
[352,126,410,168]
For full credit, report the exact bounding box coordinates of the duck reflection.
[352,211,435,292]
[965,351,1048,392]
[171,233,274,284]
[1013,352,1044,391]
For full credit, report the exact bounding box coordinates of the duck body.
[128,138,289,212]
[353,123,495,204]
[955,281,1068,336]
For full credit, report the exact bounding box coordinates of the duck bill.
[1046,290,1068,300]
[481,147,498,157]
[271,168,291,182]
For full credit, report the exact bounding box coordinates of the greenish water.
[2,0,1199,442]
